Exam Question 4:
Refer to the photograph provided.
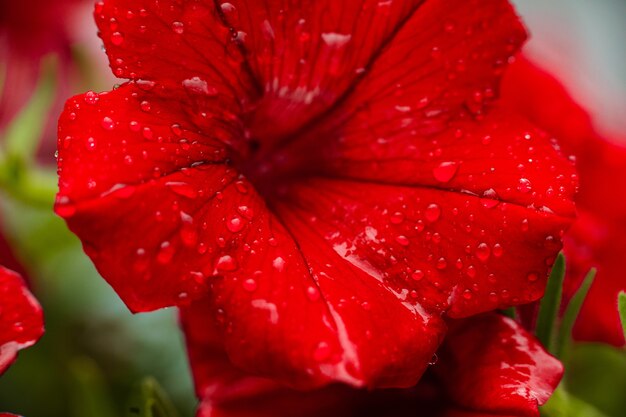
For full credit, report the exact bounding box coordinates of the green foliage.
[536,253,566,353]
[619,292,626,344]
[126,378,181,417]
[557,269,596,358]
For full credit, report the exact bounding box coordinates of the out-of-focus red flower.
[0,0,82,131]
[502,57,626,347]
[182,300,562,417]
[0,266,44,374]
[56,0,576,389]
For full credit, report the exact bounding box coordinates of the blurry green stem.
[0,55,58,208]
[0,157,57,207]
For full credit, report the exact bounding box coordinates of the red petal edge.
[0,266,44,375]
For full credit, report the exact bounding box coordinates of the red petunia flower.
[502,57,626,347]
[0,266,44,375]
[56,0,576,389]
[182,299,563,417]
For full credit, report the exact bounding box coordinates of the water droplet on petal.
[226,215,244,232]
[242,278,257,292]
[110,32,124,45]
[272,256,286,272]
[411,270,424,281]
[433,161,458,183]
[425,203,441,222]
[518,178,532,193]
[395,235,410,246]
[436,257,447,270]
[166,182,198,198]
[182,76,218,96]
[172,21,184,34]
[476,243,490,262]
[216,255,237,272]
[157,241,175,264]
[390,211,404,224]
[84,91,99,105]
[101,116,115,130]
[306,286,320,302]
[86,137,97,151]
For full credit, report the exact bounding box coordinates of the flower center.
[230,124,326,203]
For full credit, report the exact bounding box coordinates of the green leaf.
[541,386,609,417]
[556,268,596,358]
[619,291,626,344]
[564,343,626,417]
[126,377,181,417]
[536,253,566,353]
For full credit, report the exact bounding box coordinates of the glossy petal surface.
[182,304,560,417]
[503,57,626,346]
[435,314,563,416]
[57,0,576,388]
[0,267,44,374]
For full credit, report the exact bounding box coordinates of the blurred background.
[0,0,624,416]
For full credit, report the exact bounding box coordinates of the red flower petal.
[93,0,525,143]
[435,314,563,416]
[182,303,561,417]
[57,0,576,388]
[0,266,44,374]
[275,169,571,322]
[502,57,626,346]
[94,0,255,105]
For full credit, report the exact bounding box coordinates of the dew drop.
[182,76,218,96]
[166,182,198,198]
[527,272,539,282]
[411,270,424,281]
[425,203,441,222]
[171,123,183,136]
[101,116,115,130]
[235,181,248,194]
[157,241,175,264]
[226,215,244,232]
[84,91,99,105]
[465,265,476,278]
[272,256,286,272]
[476,243,490,262]
[85,137,97,151]
[432,161,458,183]
[216,255,237,272]
[395,235,410,246]
[172,21,184,34]
[436,257,447,270]
[110,31,124,46]
[242,278,257,292]
[493,243,503,257]
[306,286,320,302]
[518,178,532,193]
[390,211,404,224]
